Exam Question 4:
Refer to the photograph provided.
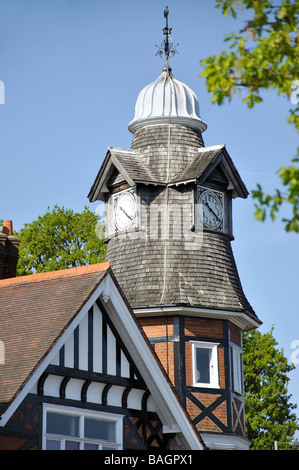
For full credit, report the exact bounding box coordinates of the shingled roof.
[169,145,249,199]
[88,147,164,202]
[106,232,262,330]
[88,140,248,202]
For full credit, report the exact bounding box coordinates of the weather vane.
[155,6,179,68]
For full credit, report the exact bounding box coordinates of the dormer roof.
[88,144,248,202]
[169,144,249,199]
[88,147,164,202]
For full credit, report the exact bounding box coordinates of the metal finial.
[155,6,179,68]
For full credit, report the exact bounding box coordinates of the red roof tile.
[0,262,110,287]
[0,263,110,408]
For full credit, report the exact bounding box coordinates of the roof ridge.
[197,143,225,152]
[108,146,137,155]
[0,262,111,287]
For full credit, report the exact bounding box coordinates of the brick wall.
[229,321,242,347]
[139,316,174,338]
[139,315,244,436]
[139,316,229,389]
[139,317,175,385]
[184,317,224,339]
[0,401,39,450]
[0,435,36,450]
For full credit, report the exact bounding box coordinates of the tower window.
[191,341,220,389]
[232,347,243,394]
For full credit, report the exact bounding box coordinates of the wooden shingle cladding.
[88,126,248,203]
[88,122,261,330]
[88,125,206,203]
[130,125,205,182]
[105,230,260,329]
[0,263,205,450]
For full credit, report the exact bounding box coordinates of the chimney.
[0,220,20,279]
[2,220,13,235]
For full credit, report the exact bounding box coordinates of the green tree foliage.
[15,205,106,275]
[200,0,299,232]
[243,328,298,449]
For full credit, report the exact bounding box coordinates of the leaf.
[201,0,299,233]
[243,328,298,449]
[15,205,106,275]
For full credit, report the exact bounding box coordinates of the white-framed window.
[191,341,220,388]
[43,404,123,450]
[232,347,243,394]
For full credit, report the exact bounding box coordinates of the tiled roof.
[0,262,110,287]
[0,263,110,407]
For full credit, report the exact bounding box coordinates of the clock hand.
[205,202,220,221]
[120,206,132,220]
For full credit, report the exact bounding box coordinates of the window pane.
[85,418,116,442]
[47,412,79,437]
[46,439,61,450]
[65,440,80,450]
[196,348,211,384]
[84,443,98,450]
[233,351,242,392]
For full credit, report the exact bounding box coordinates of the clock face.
[198,189,223,230]
[114,190,136,232]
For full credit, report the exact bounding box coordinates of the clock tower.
[88,9,262,450]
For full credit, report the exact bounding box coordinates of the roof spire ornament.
[128,7,207,134]
[155,6,179,70]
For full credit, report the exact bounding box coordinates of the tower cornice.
[133,305,262,332]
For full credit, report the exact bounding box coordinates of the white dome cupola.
[128,6,207,135]
[128,66,207,134]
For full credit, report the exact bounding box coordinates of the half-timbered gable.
[0,263,204,450]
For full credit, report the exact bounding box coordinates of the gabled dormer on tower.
[88,8,262,450]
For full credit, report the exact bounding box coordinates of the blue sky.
[0,0,298,439]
